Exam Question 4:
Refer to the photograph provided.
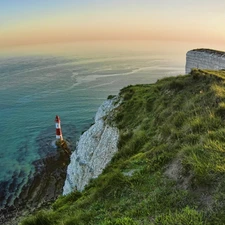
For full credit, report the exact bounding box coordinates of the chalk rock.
[186,49,225,74]
[63,97,120,195]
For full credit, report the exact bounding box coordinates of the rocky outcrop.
[186,49,225,74]
[63,98,120,195]
[0,148,70,225]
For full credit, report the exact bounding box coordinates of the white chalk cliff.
[186,49,225,74]
[63,97,120,195]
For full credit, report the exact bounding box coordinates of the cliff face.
[186,49,225,74]
[63,98,120,195]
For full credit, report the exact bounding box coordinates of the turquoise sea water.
[0,44,185,208]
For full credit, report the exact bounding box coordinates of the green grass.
[20,69,225,225]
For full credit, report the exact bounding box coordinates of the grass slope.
[21,69,225,225]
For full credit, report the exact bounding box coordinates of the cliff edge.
[186,48,225,74]
[21,49,225,224]
[63,97,120,195]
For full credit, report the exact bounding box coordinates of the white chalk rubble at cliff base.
[63,97,120,195]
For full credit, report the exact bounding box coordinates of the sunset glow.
[1,0,225,50]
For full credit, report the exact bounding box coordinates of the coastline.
[0,96,120,224]
[0,146,70,225]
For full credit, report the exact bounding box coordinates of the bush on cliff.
[21,69,225,225]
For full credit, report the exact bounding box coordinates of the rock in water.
[63,97,120,194]
[0,146,70,225]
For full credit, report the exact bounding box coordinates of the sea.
[0,40,209,209]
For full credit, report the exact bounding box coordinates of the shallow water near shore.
[0,41,186,209]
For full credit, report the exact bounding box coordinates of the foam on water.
[0,51,184,208]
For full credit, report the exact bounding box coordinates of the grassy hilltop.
[21,69,225,225]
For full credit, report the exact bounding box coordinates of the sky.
[1,0,225,50]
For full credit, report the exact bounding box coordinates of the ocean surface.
[0,42,185,208]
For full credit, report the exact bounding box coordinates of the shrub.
[123,89,134,100]
[146,95,156,112]
[52,191,82,210]
[107,95,116,100]
[154,207,206,225]
[101,217,136,225]
[182,145,215,184]
[63,210,94,225]
[189,117,205,133]
[117,130,133,148]
[173,111,186,128]
[94,169,132,200]
[21,211,55,225]
[216,102,225,119]
[115,130,147,160]
[168,80,184,91]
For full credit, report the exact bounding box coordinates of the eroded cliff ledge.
[186,48,225,74]
[63,97,120,195]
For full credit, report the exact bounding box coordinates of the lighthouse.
[55,115,63,141]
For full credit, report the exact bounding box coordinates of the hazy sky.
[1,0,225,49]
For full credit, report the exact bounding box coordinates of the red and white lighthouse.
[55,115,63,141]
